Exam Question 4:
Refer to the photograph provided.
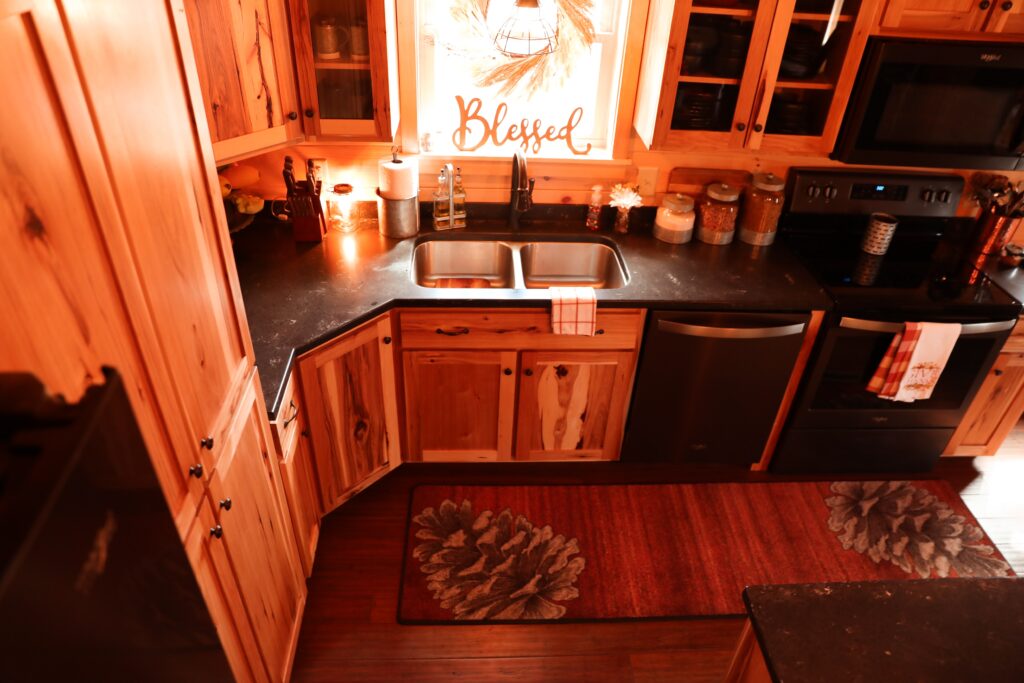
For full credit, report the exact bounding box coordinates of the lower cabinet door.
[945,352,1024,456]
[208,373,305,683]
[515,350,635,460]
[403,349,517,461]
[280,422,321,576]
[297,313,401,512]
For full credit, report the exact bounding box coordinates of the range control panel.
[786,169,964,217]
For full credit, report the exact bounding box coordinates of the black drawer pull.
[524,368,534,377]
[994,369,1004,376]
[503,367,512,375]
[283,400,299,428]
[981,0,991,9]
[219,498,232,511]
[210,525,223,539]
[383,336,392,344]
[188,463,203,479]
[200,436,214,450]
[595,329,605,335]
[1002,1,1012,10]
[435,327,470,336]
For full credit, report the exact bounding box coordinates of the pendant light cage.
[493,1,558,58]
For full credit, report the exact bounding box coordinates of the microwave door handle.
[839,317,1016,335]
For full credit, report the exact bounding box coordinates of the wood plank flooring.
[291,441,1024,682]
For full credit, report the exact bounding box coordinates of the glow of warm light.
[340,234,358,264]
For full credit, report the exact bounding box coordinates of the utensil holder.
[377,191,419,239]
[972,208,1020,256]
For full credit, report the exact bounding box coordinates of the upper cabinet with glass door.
[289,0,398,139]
[635,0,882,155]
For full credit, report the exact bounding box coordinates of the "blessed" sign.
[450,95,592,156]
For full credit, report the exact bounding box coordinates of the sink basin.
[520,241,628,289]
[412,240,515,288]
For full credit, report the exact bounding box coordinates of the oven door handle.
[658,319,806,339]
[839,317,1017,335]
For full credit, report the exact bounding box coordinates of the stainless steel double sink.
[411,236,629,290]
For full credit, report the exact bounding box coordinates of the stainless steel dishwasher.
[621,311,809,465]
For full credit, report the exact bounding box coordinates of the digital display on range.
[850,183,908,201]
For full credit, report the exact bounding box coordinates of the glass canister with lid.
[654,193,695,244]
[697,183,740,245]
[740,173,786,246]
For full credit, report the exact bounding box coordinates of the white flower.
[608,183,642,210]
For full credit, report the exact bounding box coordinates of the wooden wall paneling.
[208,372,305,683]
[944,352,1024,456]
[65,0,256,480]
[0,0,213,532]
[752,310,825,471]
[186,497,268,683]
[403,349,518,461]
[297,314,400,512]
[515,350,636,461]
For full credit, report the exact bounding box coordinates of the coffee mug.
[861,212,898,256]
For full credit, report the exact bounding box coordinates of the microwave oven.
[833,38,1024,170]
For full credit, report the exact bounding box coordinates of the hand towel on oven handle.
[867,322,963,402]
[550,287,596,336]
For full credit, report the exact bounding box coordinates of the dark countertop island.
[743,578,1024,683]
[231,215,831,417]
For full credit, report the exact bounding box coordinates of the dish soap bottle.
[586,185,603,231]
[433,168,450,230]
[452,167,467,229]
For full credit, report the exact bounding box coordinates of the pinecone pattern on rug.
[412,499,585,620]
[825,481,1011,578]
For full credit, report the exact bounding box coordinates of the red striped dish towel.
[867,323,961,401]
[867,323,921,399]
[550,287,596,336]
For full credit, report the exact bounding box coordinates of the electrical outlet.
[637,167,658,196]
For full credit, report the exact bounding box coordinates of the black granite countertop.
[744,579,1024,683]
[986,260,1024,307]
[232,213,831,417]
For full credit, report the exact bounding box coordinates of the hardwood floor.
[291,440,1024,682]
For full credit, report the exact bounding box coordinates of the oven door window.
[855,63,1024,157]
[810,329,997,412]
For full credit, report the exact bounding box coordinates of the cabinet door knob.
[200,436,214,450]
[753,123,763,133]
[995,369,1004,376]
[1002,0,1012,9]
[383,336,392,344]
[981,0,991,8]
[735,122,746,131]
[188,463,204,479]
[219,498,232,511]
[524,368,534,376]
[595,328,605,335]
[503,367,512,375]
[210,525,223,539]
[287,111,298,120]
[304,108,315,118]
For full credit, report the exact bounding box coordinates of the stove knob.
[937,189,952,203]
[921,189,934,203]
[824,185,838,200]
[807,184,821,199]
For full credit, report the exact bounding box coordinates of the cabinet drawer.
[398,308,644,350]
[270,371,302,460]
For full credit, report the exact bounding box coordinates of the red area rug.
[398,481,1014,623]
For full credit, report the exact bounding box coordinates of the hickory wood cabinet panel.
[297,313,401,513]
[183,0,303,162]
[945,352,1024,456]
[515,351,637,461]
[403,350,519,461]
[880,0,1024,32]
[208,372,306,683]
[636,0,882,156]
[398,308,645,462]
[270,371,321,576]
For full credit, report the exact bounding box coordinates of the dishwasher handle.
[657,318,806,339]
[839,317,1017,335]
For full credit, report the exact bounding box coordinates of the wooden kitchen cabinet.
[208,372,305,683]
[945,352,1024,456]
[635,0,881,155]
[271,372,321,576]
[404,350,519,461]
[183,0,303,163]
[880,0,1024,33]
[399,308,644,462]
[288,0,397,139]
[515,351,637,461]
[297,313,401,512]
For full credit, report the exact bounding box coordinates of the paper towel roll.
[378,156,419,200]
